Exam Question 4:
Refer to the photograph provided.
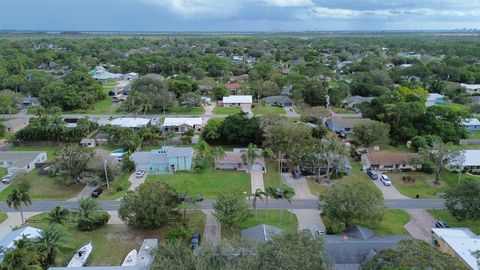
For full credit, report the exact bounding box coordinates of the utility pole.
[103,159,110,190]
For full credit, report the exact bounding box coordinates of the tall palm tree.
[242,143,260,171]
[47,206,70,225]
[6,187,32,223]
[252,189,266,221]
[264,186,277,221]
[1,236,41,270]
[77,198,101,221]
[35,225,71,267]
[282,189,295,220]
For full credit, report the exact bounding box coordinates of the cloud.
[262,0,314,7]
[141,0,243,18]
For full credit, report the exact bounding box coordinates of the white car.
[380,174,392,186]
[1,174,14,184]
[135,170,145,178]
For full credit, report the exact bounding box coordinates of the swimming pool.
[110,149,126,157]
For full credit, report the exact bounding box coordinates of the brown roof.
[330,116,373,128]
[215,152,265,166]
[365,151,420,165]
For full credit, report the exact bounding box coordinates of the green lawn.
[0,170,84,201]
[390,170,477,199]
[9,145,58,161]
[221,210,298,241]
[252,105,285,116]
[428,210,480,235]
[147,166,250,199]
[0,212,7,224]
[0,168,7,179]
[102,81,118,87]
[26,210,205,266]
[263,159,286,189]
[330,107,356,114]
[99,172,132,200]
[468,131,480,139]
[165,106,205,115]
[212,107,242,115]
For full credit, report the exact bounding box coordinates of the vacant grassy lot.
[221,210,298,241]
[9,145,58,161]
[428,210,480,235]
[212,107,242,115]
[99,172,132,200]
[252,105,285,115]
[147,167,250,199]
[26,210,205,266]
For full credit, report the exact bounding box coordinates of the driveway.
[291,209,325,233]
[372,179,409,199]
[66,185,97,202]
[201,210,220,244]
[128,172,147,191]
[404,209,435,242]
[283,106,299,118]
[281,173,316,200]
[107,211,124,225]
[240,104,253,117]
[250,171,265,194]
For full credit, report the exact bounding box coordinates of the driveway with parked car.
[281,173,316,200]
[367,171,408,199]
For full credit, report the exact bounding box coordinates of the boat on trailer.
[121,249,137,266]
[67,241,93,267]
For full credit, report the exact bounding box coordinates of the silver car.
[1,174,14,184]
[380,174,392,186]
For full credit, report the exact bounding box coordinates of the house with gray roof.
[241,224,284,243]
[324,226,411,270]
[130,146,194,173]
[344,96,376,110]
[0,151,47,174]
[263,95,294,107]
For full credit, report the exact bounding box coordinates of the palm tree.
[77,198,101,221]
[265,186,277,221]
[47,206,70,225]
[1,236,41,270]
[6,187,32,224]
[242,143,260,171]
[282,189,295,220]
[252,189,266,220]
[35,225,71,266]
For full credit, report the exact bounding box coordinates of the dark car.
[367,170,378,180]
[337,132,347,139]
[191,233,201,249]
[435,221,449,228]
[292,168,301,179]
[91,188,103,198]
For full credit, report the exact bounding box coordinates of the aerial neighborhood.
[0,31,478,270]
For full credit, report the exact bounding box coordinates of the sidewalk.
[0,212,41,239]
[250,171,265,194]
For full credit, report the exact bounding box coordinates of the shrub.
[77,211,110,231]
[165,226,189,242]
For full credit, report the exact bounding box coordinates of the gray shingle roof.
[241,224,284,243]
[0,151,46,169]
[263,95,293,105]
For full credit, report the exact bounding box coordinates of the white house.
[432,228,480,270]
[91,66,122,81]
[109,118,151,129]
[161,118,203,134]
[461,83,480,94]
[123,72,139,81]
[0,226,43,250]
[222,95,253,107]
[0,151,47,175]
[463,118,480,131]
[448,150,480,174]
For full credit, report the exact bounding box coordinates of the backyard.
[252,105,285,115]
[212,106,242,115]
[147,166,251,199]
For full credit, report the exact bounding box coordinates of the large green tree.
[6,185,32,224]
[444,180,480,221]
[213,193,250,230]
[419,141,458,185]
[353,121,390,146]
[51,144,94,186]
[35,225,71,267]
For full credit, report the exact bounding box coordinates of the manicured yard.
[0,212,7,224]
[26,210,205,266]
[147,167,250,199]
[0,170,84,201]
[9,145,58,161]
[428,210,480,235]
[252,105,285,115]
[263,159,286,188]
[221,210,298,241]
[99,172,132,200]
[468,131,480,139]
[212,106,242,115]
[165,106,205,115]
[330,107,356,114]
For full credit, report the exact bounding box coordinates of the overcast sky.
[1,0,480,32]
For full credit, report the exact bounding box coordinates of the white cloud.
[262,0,314,7]
[141,0,243,18]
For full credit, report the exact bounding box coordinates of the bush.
[77,211,110,231]
[122,154,136,173]
[165,226,189,242]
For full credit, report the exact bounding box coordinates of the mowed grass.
[263,159,286,188]
[9,145,58,161]
[428,210,480,235]
[99,172,132,200]
[252,105,285,116]
[212,107,242,115]
[147,167,250,199]
[468,131,480,139]
[165,106,205,115]
[0,170,84,201]
[221,210,298,241]
[0,212,7,224]
[26,210,206,266]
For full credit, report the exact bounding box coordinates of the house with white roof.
[222,95,253,107]
[0,151,47,175]
[432,228,480,270]
[461,83,480,94]
[161,118,203,134]
[109,118,151,129]
[426,93,446,107]
[448,150,480,174]
[463,118,480,131]
[0,226,43,260]
[91,66,122,81]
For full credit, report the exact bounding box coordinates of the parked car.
[366,170,378,180]
[316,230,326,235]
[292,168,301,179]
[1,174,14,184]
[337,131,347,139]
[135,170,145,178]
[91,188,103,198]
[435,221,449,228]
[380,174,392,186]
[190,233,201,249]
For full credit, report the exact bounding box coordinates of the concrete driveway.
[404,209,435,242]
[202,210,221,244]
[66,185,96,202]
[283,106,299,117]
[371,179,409,199]
[128,172,147,191]
[250,171,265,194]
[291,209,325,233]
[281,173,316,200]
[240,104,253,117]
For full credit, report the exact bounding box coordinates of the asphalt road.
[0,198,445,213]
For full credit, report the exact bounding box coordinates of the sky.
[1,0,480,32]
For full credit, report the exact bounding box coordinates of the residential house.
[461,83,480,94]
[447,150,480,174]
[109,118,151,129]
[227,82,240,94]
[344,96,376,109]
[123,72,139,81]
[229,74,249,83]
[198,84,212,94]
[324,226,411,270]
[130,146,194,173]
[426,93,446,107]
[361,151,421,172]
[463,118,480,131]
[432,228,480,270]
[241,224,284,243]
[0,226,43,258]
[300,156,352,176]
[326,116,373,133]
[80,138,96,148]
[263,95,294,107]
[161,118,203,134]
[222,95,253,108]
[91,66,122,81]
[4,118,29,133]
[214,151,266,172]
[0,151,47,174]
